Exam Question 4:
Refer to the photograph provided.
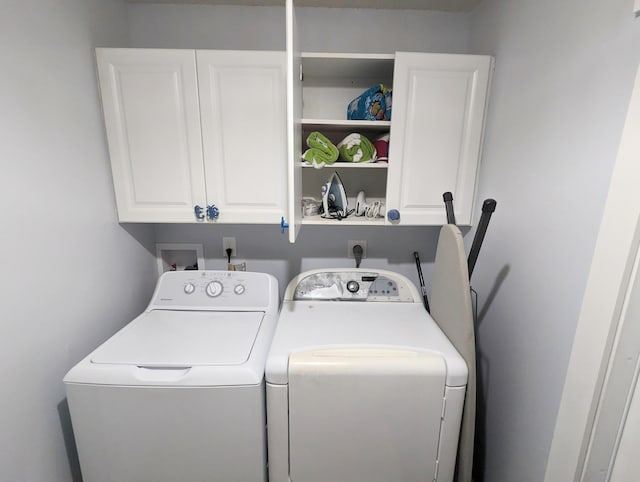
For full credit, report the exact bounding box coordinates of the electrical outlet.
[223,237,236,258]
[347,240,367,258]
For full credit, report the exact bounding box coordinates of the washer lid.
[90,310,264,367]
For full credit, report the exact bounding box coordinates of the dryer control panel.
[291,270,417,302]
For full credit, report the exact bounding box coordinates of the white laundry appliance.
[265,268,468,482]
[64,270,279,482]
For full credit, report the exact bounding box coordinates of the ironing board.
[430,224,476,482]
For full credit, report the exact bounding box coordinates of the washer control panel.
[292,271,416,302]
[148,270,276,310]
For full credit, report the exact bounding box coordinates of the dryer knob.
[205,281,224,298]
[346,280,360,293]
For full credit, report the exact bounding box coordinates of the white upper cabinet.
[97,48,287,224]
[386,52,493,225]
[285,0,493,240]
[96,48,206,223]
[99,5,491,232]
[197,50,287,224]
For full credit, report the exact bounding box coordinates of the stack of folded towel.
[301,131,378,168]
[372,133,389,161]
[302,131,339,169]
[337,133,377,163]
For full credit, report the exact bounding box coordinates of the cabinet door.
[197,50,287,224]
[96,49,206,223]
[286,0,303,242]
[386,53,492,225]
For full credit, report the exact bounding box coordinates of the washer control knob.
[205,281,224,298]
[183,282,196,294]
[346,280,360,293]
[234,284,246,295]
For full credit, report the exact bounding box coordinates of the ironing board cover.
[430,224,476,482]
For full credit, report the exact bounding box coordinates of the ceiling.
[126,0,482,12]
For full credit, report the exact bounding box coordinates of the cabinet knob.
[280,216,289,233]
[194,205,205,220]
[387,209,400,222]
[206,205,220,221]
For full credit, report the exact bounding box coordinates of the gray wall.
[129,4,640,482]
[153,224,444,300]
[126,3,472,53]
[468,0,640,481]
[4,1,636,480]
[0,1,158,480]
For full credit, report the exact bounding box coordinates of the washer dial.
[183,282,196,294]
[205,280,224,297]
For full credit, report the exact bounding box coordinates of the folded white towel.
[336,133,377,163]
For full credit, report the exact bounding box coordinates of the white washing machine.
[265,268,468,482]
[64,270,279,482]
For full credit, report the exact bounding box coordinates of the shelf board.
[301,52,395,79]
[301,162,388,169]
[302,52,395,61]
[302,119,391,129]
[302,215,386,225]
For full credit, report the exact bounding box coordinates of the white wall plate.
[156,243,205,275]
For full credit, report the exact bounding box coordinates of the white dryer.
[265,268,467,482]
[64,270,279,482]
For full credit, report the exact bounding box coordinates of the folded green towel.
[337,133,377,163]
[302,131,339,168]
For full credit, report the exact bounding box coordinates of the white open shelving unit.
[299,52,394,226]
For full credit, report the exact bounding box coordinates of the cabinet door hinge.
[299,63,303,82]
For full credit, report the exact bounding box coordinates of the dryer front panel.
[288,348,446,482]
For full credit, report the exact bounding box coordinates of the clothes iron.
[321,171,350,220]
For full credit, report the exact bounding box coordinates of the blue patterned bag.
[347,84,392,121]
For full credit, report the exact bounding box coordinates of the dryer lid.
[90,310,264,367]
